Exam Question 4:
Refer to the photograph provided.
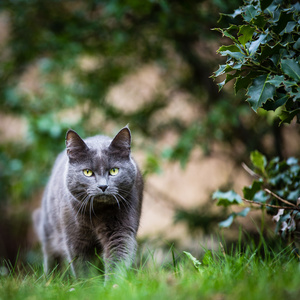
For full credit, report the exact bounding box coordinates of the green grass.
[1,243,300,300]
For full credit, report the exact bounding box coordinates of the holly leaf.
[249,33,268,56]
[279,108,300,125]
[213,64,228,77]
[246,74,276,111]
[243,180,263,200]
[218,49,245,60]
[289,87,300,101]
[279,21,297,35]
[213,190,243,207]
[219,208,250,228]
[253,190,269,203]
[281,58,300,82]
[267,75,285,87]
[238,25,255,47]
[262,94,289,111]
[219,214,235,228]
[243,5,260,22]
[234,75,252,93]
[250,150,267,173]
[236,207,251,217]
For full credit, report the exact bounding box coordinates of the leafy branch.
[213,151,300,239]
[212,0,300,124]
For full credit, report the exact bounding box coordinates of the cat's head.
[65,127,137,207]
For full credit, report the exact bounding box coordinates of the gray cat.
[33,126,143,282]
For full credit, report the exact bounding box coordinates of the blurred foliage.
[0,0,300,262]
[174,202,227,235]
[0,0,251,205]
[214,151,300,242]
[1,0,292,206]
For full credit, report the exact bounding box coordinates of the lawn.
[1,242,300,300]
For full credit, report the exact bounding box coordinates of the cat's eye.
[109,168,119,176]
[83,169,93,177]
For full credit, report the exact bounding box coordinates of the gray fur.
[33,127,143,282]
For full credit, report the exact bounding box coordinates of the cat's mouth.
[93,194,116,204]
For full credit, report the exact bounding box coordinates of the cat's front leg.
[64,242,97,279]
[103,232,137,283]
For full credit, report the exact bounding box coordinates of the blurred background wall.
[0,0,299,265]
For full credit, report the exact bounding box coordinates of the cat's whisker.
[75,193,90,218]
[89,196,94,227]
[115,187,140,203]
[83,195,91,216]
[112,195,121,210]
[115,187,131,197]
[90,197,101,220]
[108,187,134,212]
[115,193,134,212]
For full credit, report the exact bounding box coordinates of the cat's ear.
[65,129,89,161]
[109,127,131,157]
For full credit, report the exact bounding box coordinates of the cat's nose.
[98,185,108,192]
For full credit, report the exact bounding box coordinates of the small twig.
[242,198,300,211]
[264,189,297,208]
[241,162,261,179]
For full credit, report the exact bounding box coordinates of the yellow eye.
[109,168,119,176]
[83,169,93,177]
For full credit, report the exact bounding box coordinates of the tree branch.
[241,162,261,179]
[242,198,300,211]
[264,188,297,208]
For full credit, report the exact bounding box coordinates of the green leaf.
[183,251,202,272]
[260,43,281,63]
[286,157,298,166]
[279,21,297,35]
[273,10,294,34]
[217,45,241,53]
[261,0,273,11]
[213,190,243,207]
[236,207,251,217]
[219,214,235,228]
[218,50,245,60]
[253,190,269,203]
[262,94,289,111]
[219,208,250,228]
[279,109,300,125]
[238,25,255,47]
[266,75,285,87]
[283,80,298,88]
[249,33,268,56]
[243,5,260,22]
[294,37,300,50]
[234,75,252,93]
[243,180,263,200]
[246,74,276,111]
[234,71,261,93]
[214,28,238,43]
[213,64,227,77]
[289,87,300,101]
[281,59,300,81]
[224,72,241,86]
[229,8,243,18]
[217,79,226,91]
[252,15,267,28]
[250,150,267,173]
